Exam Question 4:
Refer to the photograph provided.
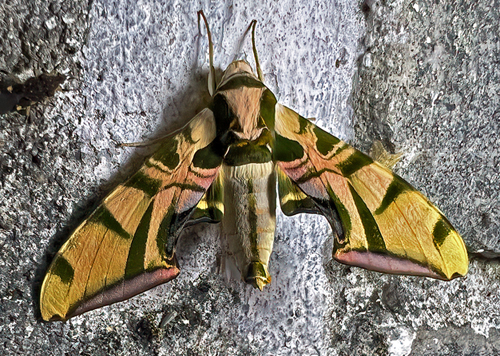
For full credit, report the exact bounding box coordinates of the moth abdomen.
[221,161,277,290]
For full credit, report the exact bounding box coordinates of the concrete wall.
[1,0,499,355]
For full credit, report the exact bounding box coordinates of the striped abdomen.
[221,161,276,290]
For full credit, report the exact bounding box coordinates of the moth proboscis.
[40,11,468,322]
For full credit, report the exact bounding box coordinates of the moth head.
[218,60,259,87]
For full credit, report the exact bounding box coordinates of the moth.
[40,11,468,321]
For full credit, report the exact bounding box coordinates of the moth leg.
[114,135,173,148]
[198,10,216,96]
[114,124,191,148]
[250,20,264,82]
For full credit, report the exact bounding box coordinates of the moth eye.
[222,130,239,146]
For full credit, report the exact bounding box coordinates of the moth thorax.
[221,162,277,290]
[224,85,265,140]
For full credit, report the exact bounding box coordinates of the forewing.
[274,104,468,280]
[40,108,225,321]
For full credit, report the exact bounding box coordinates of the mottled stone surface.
[0,0,499,355]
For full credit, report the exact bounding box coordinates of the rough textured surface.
[0,0,499,355]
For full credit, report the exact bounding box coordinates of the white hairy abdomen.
[221,161,276,280]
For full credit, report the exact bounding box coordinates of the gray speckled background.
[1,0,499,355]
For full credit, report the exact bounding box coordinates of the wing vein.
[82,227,111,300]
